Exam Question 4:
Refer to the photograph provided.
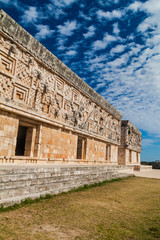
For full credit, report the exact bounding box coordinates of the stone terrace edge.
[0,9,123,120]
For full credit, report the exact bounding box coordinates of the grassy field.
[0,177,160,240]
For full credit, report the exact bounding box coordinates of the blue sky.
[1,0,160,162]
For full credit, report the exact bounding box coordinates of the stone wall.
[0,110,19,157]
[40,125,77,159]
[0,164,128,207]
[0,10,123,163]
[0,109,119,163]
[118,121,141,165]
[0,10,142,165]
[121,120,141,152]
[0,9,122,120]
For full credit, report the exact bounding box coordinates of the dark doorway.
[129,150,132,163]
[15,126,27,156]
[76,137,87,159]
[77,138,83,159]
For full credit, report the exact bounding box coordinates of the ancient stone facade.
[118,121,141,165]
[0,9,141,165]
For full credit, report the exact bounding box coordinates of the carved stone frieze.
[13,81,29,104]
[121,120,141,152]
[0,73,13,99]
[0,25,123,145]
[0,50,16,76]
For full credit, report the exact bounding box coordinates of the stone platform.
[0,164,133,207]
[134,169,160,179]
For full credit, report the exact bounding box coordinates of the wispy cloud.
[92,34,117,51]
[65,50,77,56]
[127,1,142,12]
[0,0,18,7]
[35,24,54,41]
[48,0,77,19]
[20,6,39,24]
[113,22,120,35]
[83,26,96,39]
[110,44,126,55]
[50,0,76,8]
[142,138,157,147]
[57,38,67,51]
[97,9,123,20]
[57,20,78,36]
[98,0,120,7]
[79,11,92,21]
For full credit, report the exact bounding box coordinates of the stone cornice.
[0,9,123,120]
[121,120,141,135]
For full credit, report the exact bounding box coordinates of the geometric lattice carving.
[0,73,13,99]
[0,50,16,76]
[0,33,123,145]
[13,82,29,104]
[16,59,32,86]
[55,77,64,93]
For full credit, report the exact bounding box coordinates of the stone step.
[0,165,130,207]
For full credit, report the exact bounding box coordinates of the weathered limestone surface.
[0,9,122,120]
[118,121,141,165]
[121,120,141,152]
[0,164,133,206]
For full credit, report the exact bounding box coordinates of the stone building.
[0,9,141,166]
[118,121,141,165]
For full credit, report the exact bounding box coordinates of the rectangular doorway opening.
[137,152,139,163]
[129,150,132,163]
[106,144,111,162]
[76,137,87,160]
[15,126,27,156]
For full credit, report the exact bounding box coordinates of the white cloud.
[142,0,160,14]
[92,34,117,51]
[84,29,160,139]
[46,3,65,19]
[98,0,120,7]
[50,0,76,8]
[110,45,126,55]
[83,26,96,39]
[0,0,18,7]
[57,20,78,36]
[48,0,77,19]
[97,9,123,20]
[35,25,54,41]
[0,0,10,3]
[138,0,160,34]
[113,22,120,35]
[79,11,91,21]
[21,6,39,24]
[127,1,142,12]
[65,50,77,56]
[57,38,67,51]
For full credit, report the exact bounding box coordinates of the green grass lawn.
[0,177,160,240]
